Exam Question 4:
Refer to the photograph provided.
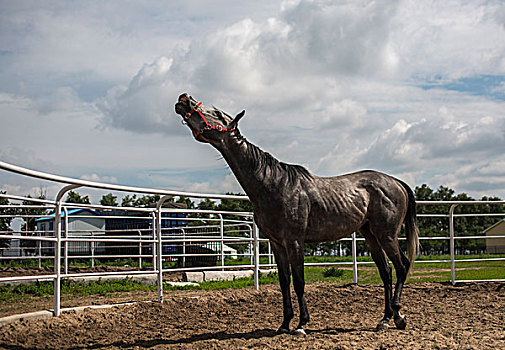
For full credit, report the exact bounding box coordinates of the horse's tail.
[399,180,420,274]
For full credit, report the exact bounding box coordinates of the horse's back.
[304,170,408,242]
[327,170,410,234]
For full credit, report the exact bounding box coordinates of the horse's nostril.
[178,94,189,104]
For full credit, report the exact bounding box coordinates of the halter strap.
[184,101,235,139]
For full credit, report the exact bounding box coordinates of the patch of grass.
[305,255,373,264]
[1,256,503,303]
[0,281,54,302]
[416,253,505,261]
[305,267,353,284]
[0,259,53,268]
[164,272,279,291]
[0,258,154,269]
[223,257,273,266]
[0,278,157,302]
[0,272,280,302]
[322,267,345,278]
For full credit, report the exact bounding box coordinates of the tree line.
[306,185,503,256]
[1,184,503,256]
[0,189,253,254]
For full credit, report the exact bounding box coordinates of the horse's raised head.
[175,93,245,144]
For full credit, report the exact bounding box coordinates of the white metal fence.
[1,160,504,317]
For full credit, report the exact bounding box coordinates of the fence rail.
[1,160,504,317]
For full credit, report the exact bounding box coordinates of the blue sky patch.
[420,75,505,101]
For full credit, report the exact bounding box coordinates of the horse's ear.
[229,110,245,129]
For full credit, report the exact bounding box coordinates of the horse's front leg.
[271,242,294,334]
[287,240,309,335]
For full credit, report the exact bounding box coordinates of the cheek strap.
[184,102,235,139]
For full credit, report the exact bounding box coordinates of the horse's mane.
[235,132,313,186]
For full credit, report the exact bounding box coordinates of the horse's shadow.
[100,327,375,349]
[71,329,277,349]
[307,326,378,335]
[0,326,387,350]
[0,326,382,350]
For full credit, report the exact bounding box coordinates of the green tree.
[415,184,503,255]
[175,196,195,209]
[19,190,49,255]
[197,198,217,211]
[99,193,118,207]
[186,197,217,226]
[66,191,90,204]
[218,193,253,213]
[121,194,178,207]
[0,191,12,249]
[133,194,161,207]
[121,194,137,207]
[218,194,256,254]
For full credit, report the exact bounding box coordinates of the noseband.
[184,101,235,139]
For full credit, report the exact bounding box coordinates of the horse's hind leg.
[380,238,410,330]
[361,225,393,330]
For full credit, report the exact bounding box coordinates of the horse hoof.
[276,327,290,335]
[292,328,307,336]
[376,320,390,331]
[394,315,407,330]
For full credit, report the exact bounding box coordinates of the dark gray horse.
[175,93,419,335]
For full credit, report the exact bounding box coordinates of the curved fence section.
[1,160,505,318]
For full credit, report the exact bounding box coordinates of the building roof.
[35,208,102,222]
[483,219,505,233]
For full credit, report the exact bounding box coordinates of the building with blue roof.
[36,208,105,256]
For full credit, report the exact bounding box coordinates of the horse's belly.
[305,215,363,243]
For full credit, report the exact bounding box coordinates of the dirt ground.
[1,282,504,349]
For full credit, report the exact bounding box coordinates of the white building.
[36,208,106,255]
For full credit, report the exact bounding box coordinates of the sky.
[1,0,505,203]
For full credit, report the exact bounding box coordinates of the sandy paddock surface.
[0,282,504,349]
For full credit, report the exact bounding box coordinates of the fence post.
[91,231,95,268]
[267,239,272,267]
[219,214,224,270]
[156,195,173,303]
[352,232,358,284]
[151,212,156,271]
[138,230,142,268]
[181,228,186,268]
[63,207,68,275]
[156,207,163,302]
[38,231,42,269]
[253,221,260,291]
[449,204,458,285]
[248,225,253,266]
[53,184,80,317]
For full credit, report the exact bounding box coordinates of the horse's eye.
[215,111,227,125]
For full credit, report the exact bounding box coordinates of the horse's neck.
[217,133,285,202]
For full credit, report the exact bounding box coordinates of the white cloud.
[2,0,505,200]
[180,172,243,195]
[318,99,367,130]
[221,173,243,194]
[79,174,118,184]
[391,0,505,79]
[431,159,505,199]
[97,56,185,135]
[96,0,505,199]
[98,0,403,134]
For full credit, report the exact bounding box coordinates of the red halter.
[184,102,235,139]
